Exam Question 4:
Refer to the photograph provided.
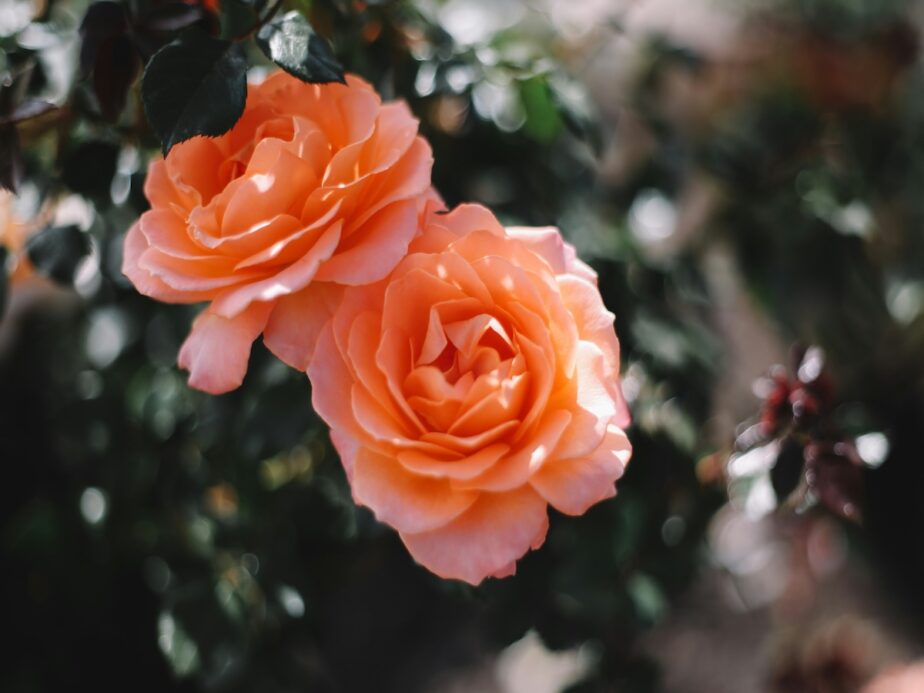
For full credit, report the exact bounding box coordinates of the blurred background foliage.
[3,0,924,691]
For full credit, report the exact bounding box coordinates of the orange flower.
[123,71,434,393]
[308,204,632,584]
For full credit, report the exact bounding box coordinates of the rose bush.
[123,70,434,393]
[307,203,632,584]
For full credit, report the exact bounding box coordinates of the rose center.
[403,312,527,435]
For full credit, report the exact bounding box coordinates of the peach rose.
[123,70,434,393]
[308,203,632,584]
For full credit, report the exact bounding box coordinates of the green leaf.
[62,141,120,203]
[627,573,667,624]
[157,611,201,677]
[24,226,91,285]
[520,76,563,144]
[256,12,346,85]
[142,29,247,156]
[219,0,258,40]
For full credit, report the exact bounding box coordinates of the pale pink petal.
[330,428,360,482]
[557,275,620,371]
[400,486,549,585]
[552,407,608,460]
[507,225,597,284]
[177,301,273,394]
[572,340,618,426]
[506,226,569,272]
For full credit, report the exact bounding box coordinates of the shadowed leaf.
[0,126,23,192]
[140,3,207,32]
[142,29,248,155]
[93,35,141,121]
[79,1,130,76]
[256,12,345,85]
[25,226,91,285]
[62,141,120,202]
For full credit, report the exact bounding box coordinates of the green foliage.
[257,11,346,84]
[142,29,248,155]
[24,226,91,285]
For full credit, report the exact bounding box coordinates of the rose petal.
[352,447,479,534]
[263,282,343,370]
[313,199,419,285]
[209,221,342,318]
[139,209,203,259]
[400,486,549,585]
[177,301,273,394]
[122,222,213,303]
[309,321,367,440]
[397,443,510,480]
[453,409,572,492]
[530,425,631,515]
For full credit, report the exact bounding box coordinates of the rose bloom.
[123,70,433,393]
[308,203,631,584]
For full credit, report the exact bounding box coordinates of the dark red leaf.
[805,443,864,522]
[93,36,141,121]
[79,1,131,77]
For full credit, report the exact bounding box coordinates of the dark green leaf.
[62,141,120,202]
[256,12,345,85]
[24,226,91,285]
[220,0,258,40]
[520,76,563,144]
[79,1,130,76]
[549,74,602,154]
[93,35,141,121]
[142,29,247,155]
